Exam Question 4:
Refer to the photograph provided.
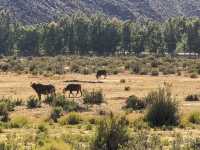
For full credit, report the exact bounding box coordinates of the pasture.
[1,56,200,149]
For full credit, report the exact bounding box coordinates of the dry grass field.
[1,72,200,149]
[1,73,200,112]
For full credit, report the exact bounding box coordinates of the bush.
[125,95,146,110]
[0,63,10,72]
[50,107,63,122]
[131,63,141,74]
[44,95,54,105]
[120,79,126,83]
[0,103,9,122]
[90,114,129,150]
[189,112,200,124]
[151,69,159,76]
[52,94,80,112]
[13,98,23,106]
[190,73,198,79]
[10,116,29,128]
[61,112,82,125]
[27,96,41,109]
[0,97,15,111]
[145,86,179,127]
[185,94,199,101]
[124,86,131,91]
[37,124,48,134]
[140,68,149,75]
[83,90,104,105]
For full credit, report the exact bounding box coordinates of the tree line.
[0,10,199,56]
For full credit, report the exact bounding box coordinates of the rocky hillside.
[0,0,200,24]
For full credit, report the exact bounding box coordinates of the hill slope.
[0,0,200,24]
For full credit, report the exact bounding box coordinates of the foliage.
[0,10,199,57]
[50,107,63,122]
[83,90,104,105]
[145,86,179,126]
[125,95,146,110]
[10,116,29,128]
[189,112,200,124]
[59,112,82,125]
[0,103,9,122]
[124,86,131,91]
[26,96,41,109]
[90,114,129,150]
[185,94,199,101]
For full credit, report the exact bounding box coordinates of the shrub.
[185,94,199,101]
[140,68,149,75]
[52,94,80,112]
[26,96,41,109]
[124,86,131,91]
[145,86,179,127]
[37,124,48,134]
[190,73,198,79]
[50,107,63,122]
[125,95,146,110]
[10,116,29,128]
[0,97,15,111]
[0,63,10,72]
[13,98,23,106]
[151,69,159,76]
[151,60,159,68]
[189,112,200,124]
[65,112,82,125]
[90,114,129,150]
[121,131,163,150]
[120,79,126,83]
[132,118,149,130]
[131,63,141,74]
[83,90,104,105]
[44,95,54,105]
[177,71,182,76]
[0,103,9,122]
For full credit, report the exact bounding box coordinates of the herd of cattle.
[31,70,107,99]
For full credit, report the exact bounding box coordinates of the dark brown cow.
[96,70,107,79]
[31,83,56,100]
[63,84,82,98]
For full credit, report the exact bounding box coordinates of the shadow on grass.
[64,80,104,84]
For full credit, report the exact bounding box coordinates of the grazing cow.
[63,84,82,98]
[96,70,107,79]
[31,83,56,100]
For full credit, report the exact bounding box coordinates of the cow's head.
[30,82,36,88]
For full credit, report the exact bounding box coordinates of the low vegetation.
[91,114,129,150]
[46,94,81,112]
[145,86,179,127]
[26,96,41,109]
[125,95,146,110]
[83,90,104,105]
[189,112,200,124]
[185,94,200,101]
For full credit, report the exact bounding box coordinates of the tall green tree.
[43,22,64,56]
[18,27,41,56]
[163,19,177,55]
[0,10,12,55]
[122,21,132,54]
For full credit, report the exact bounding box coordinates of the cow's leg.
[80,90,82,97]
[75,90,79,97]
[38,94,41,100]
[69,91,73,98]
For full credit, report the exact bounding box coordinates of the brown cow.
[31,83,56,100]
[63,84,82,98]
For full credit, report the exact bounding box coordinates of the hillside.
[0,0,200,24]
